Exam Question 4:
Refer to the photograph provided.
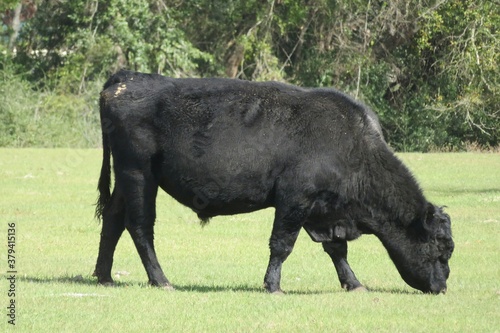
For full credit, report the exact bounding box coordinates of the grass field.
[1,149,499,332]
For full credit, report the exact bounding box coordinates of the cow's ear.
[424,203,436,228]
[426,203,436,221]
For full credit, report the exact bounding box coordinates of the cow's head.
[398,205,454,294]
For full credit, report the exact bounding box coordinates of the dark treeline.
[1,0,498,150]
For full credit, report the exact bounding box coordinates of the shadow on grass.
[20,275,422,295]
[19,275,329,294]
[19,275,130,288]
[429,188,500,195]
[173,284,335,295]
[363,286,421,295]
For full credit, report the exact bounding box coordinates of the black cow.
[94,70,454,294]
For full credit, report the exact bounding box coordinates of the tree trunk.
[8,3,22,51]
[225,43,244,78]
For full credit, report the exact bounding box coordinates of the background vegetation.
[1,0,499,151]
[1,150,499,332]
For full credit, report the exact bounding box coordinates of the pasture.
[1,149,499,332]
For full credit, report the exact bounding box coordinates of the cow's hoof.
[265,287,285,295]
[149,281,175,291]
[263,282,284,295]
[98,281,115,287]
[162,284,175,291]
[349,286,368,292]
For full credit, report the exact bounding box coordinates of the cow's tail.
[95,94,112,222]
[95,70,135,221]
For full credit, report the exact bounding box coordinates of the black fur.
[94,70,454,294]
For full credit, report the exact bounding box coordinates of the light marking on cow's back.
[114,83,128,97]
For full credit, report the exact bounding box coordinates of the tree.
[0,0,498,149]
[1,0,37,52]
[413,0,499,148]
[12,0,212,92]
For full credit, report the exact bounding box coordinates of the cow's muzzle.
[428,285,447,295]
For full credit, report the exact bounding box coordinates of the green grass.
[1,149,499,332]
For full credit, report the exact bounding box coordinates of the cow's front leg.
[263,209,303,294]
[322,239,366,291]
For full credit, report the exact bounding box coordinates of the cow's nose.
[428,284,447,295]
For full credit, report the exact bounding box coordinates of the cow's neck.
[354,147,429,277]
[372,219,426,290]
[360,148,428,229]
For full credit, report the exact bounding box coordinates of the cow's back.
[100,72,386,218]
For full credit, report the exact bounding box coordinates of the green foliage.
[14,0,212,91]
[0,0,19,12]
[404,0,500,150]
[0,63,36,146]
[0,62,101,147]
[1,0,498,150]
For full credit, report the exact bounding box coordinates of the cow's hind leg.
[322,240,366,291]
[263,208,304,294]
[94,188,126,285]
[121,170,173,289]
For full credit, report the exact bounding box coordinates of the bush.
[1,0,498,151]
[0,62,101,147]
